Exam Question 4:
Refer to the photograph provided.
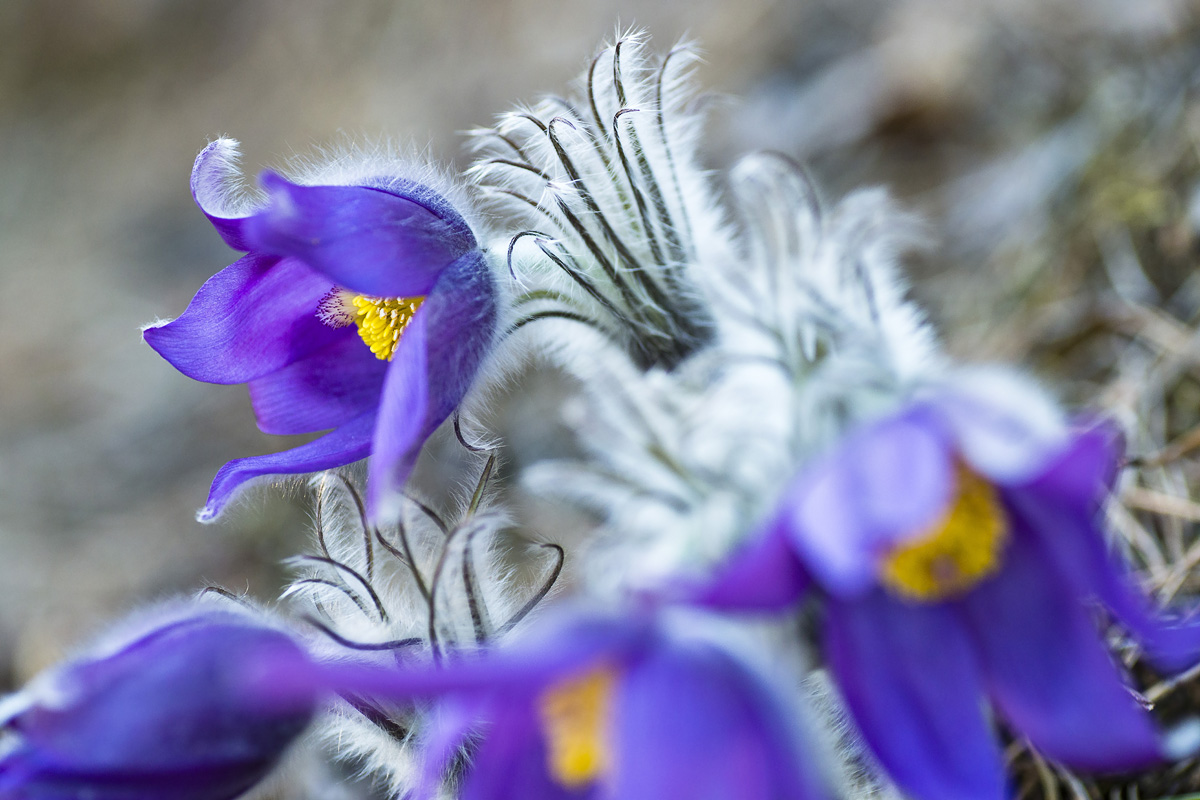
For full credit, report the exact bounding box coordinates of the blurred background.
[2,1,1200,784]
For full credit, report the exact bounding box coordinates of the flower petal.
[963,529,1162,771]
[143,253,339,384]
[824,592,1005,800]
[612,638,826,800]
[243,172,476,298]
[2,610,314,800]
[365,305,430,519]
[1017,421,1121,507]
[191,138,260,251]
[691,522,810,612]
[785,410,954,596]
[201,412,375,522]
[460,702,582,800]
[1007,482,1200,675]
[931,367,1067,484]
[256,608,649,707]
[366,251,496,518]
[247,331,387,435]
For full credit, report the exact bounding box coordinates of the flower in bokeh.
[696,383,1200,800]
[0,604,316,800]
[145,139,497,520]
[272,607,827,800]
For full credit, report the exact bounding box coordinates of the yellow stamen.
[537,666,617,788]
[316,290,424,362]
[879,466,1009,601]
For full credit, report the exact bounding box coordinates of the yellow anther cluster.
[349,295,424,362]
[537,666,618,788]
[880,466,1009,602]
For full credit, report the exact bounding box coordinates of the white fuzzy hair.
[488,33,1069,606]
[470,31,733,372]
[119,27,1087,800]
[284,468,548,798]
[269,31,1073,800]
[496,71,944,596]
[190,134,493,246]
[0,592,299,765]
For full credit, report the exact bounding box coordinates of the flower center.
[317,290,424,362]
[537,666,617,788]
[879,466,1009,602]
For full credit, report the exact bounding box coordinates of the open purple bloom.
[145,140,497,520]
[696,386,1200,800]
[264,607,826,800]
[0,605,317,800]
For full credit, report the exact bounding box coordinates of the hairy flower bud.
[0,605,317,800]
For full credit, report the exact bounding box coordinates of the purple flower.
[144,140,497,520]
[267,608,827,800]
[696,388,1200,800]
[0,606,316,800]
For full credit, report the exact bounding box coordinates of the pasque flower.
[695,385,1200,800]
[145,139,497,520]
[264,607,827,800]
[0,605,316,799]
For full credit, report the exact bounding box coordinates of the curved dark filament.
[403,493,450,536]
[613,104,710,351]
[314,479,334,561]
[289,577,374,621]
[463,455,499,642]
[544,95,615,177]
[483,187,563,232]
[485,159,641,281]
[482,157,552,182]
[302,614,423,652]
[501,544,566,633]
[547,118,683,335]
[532,238,636,328]
[469,129,535,165]
[328,472,375,584]
[612,108,665,266]
[612,38,629,108]
[513,288,582,308]
[656,47,698,259]
[620,107,687,269]
[199,585,255,609]
[611,39,673,269]
[375,523,431,601]
[586,49,614,145]
[507,309,611,338]
[312,598,333,621]
[546,117,642,276]
[373,526,411,568]
[454,413,491,454]
[485,152,643,266]
[506,229,555,280]
[512,112,548,134]
[467,455,497,517]
[549,190,648,318]
[292,555,388,623]
[344,694,410,744]
[428,518,490,657]
[461,523,490,644]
